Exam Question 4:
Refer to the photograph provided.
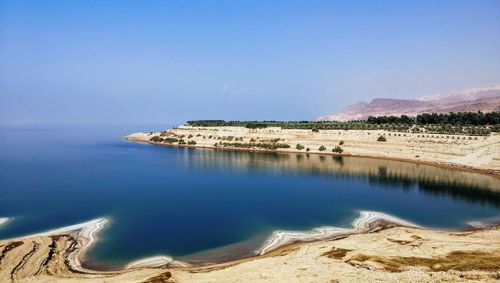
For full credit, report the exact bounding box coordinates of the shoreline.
[1,210,497,266]
[255,211,421,255]
[125,136,500,178]
[0,211,426,271]
[1,212,499,282]
[0,217,188,272]
[7,217,111,273]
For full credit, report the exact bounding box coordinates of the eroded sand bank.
[0,212,499,282]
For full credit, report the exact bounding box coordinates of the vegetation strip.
[185,111,500,136]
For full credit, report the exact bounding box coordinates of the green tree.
[150,136,162,142]
[332,146,343,154]
[164,137,179,144]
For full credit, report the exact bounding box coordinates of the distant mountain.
[316,86,500,121]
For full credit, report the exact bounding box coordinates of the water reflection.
[184,149,500,206]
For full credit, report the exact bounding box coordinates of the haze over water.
[0,125,499,268]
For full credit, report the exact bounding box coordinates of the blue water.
[0,125,499,269]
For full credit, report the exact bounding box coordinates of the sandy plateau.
[126,125,500,176]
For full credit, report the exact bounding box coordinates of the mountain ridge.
[317,86,500,121]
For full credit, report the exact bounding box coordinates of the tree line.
[185,111,499,135]
[367,111,499,126]
[187,111,499,128]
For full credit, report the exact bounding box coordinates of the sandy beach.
[126,125,500,176]
[0,211,499,282]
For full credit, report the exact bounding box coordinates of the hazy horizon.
[1,1,500,126]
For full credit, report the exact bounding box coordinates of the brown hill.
[317,86,500,121]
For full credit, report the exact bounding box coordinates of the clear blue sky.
[1,0,499,125]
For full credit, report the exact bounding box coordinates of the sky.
[1,0,499,126]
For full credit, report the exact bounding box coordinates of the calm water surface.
[0,125,499,268]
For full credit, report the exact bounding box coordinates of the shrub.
[332,146,343,154]
[188,140,197,145]
[164,137,179,144]
[150,136,163,142]
[339,140,344,145]
[188,134,193,138]
[377,135,386,142]
[217,142,290,150]
[312,128,319,132]
[319,145,326,151]
[296,144,305,150]
[306,147,310,152]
